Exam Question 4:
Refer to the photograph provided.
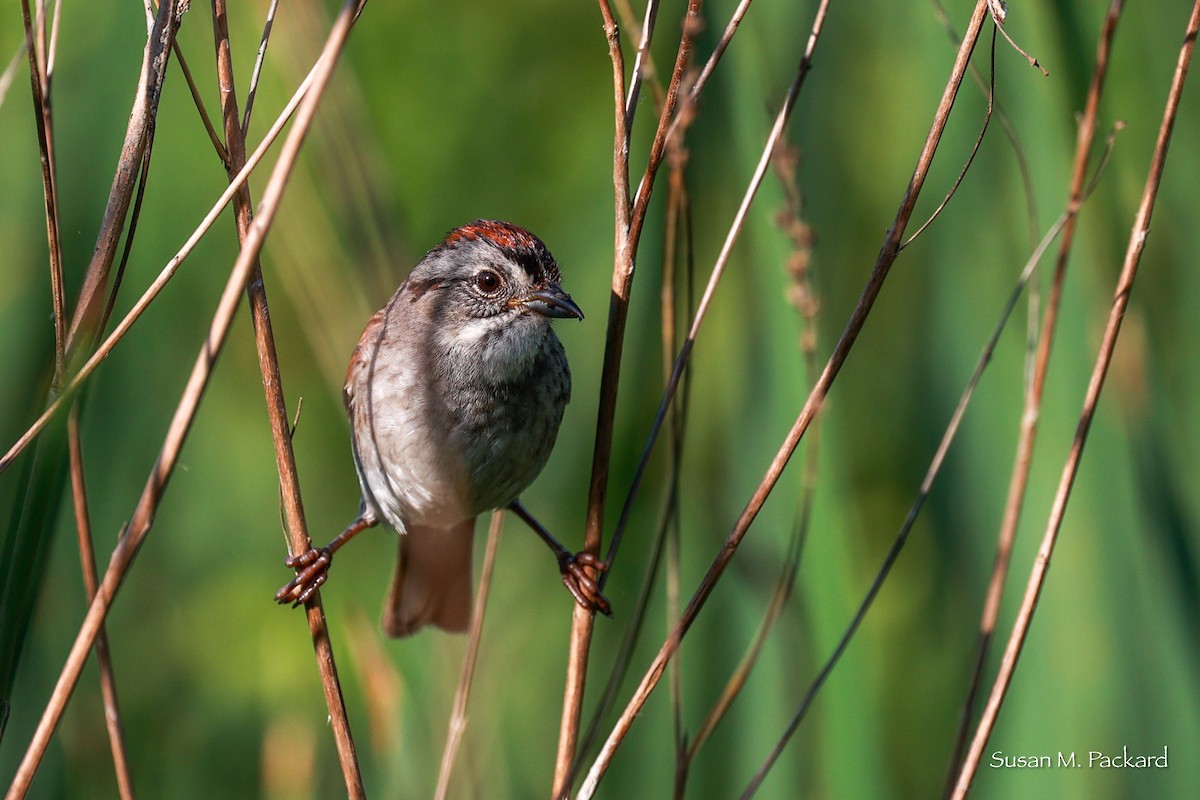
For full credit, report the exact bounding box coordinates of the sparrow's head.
[405,221,582,379]
[410,220,583,325]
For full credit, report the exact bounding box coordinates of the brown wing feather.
[344,307,386,416]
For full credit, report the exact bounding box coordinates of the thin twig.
[242,0,281,136]
[98,127,155,345]
[941,2,1125,793]
[210,0,363,792]
[3,3,363,795]
[45,0,62,80]
[578,3,987,794]
[553,3,631,795]
[628,1,702,227]
[570,141,699,787]
[992,10,1048,76]
[623,0,660,141]
[436,511,505,800]
[930,0,1040,249]
[662,103,692,800]
[174,39,231,165]
[950,2,1199,795]
[902,26,998,250]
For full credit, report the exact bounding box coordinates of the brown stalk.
[3,2,363,795]
[663,0,753,144]
[435,510,505,800]
[577,2,990,795]
[553,3,629,794]
[689,0,751,99]
[62,0,183,366]
[603,0,828,592]
[0,61,321,477]
[24,8,130,781]
[941,1,1125,791]
[950,1,1199,795]
[627,2,701,227]
[20,0,66,375]
[67,408,135,799]
[569,130,699,787]
[210,0,363,793]
[555,3,701,794]
[23,0,66,371]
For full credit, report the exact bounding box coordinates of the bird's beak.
[519,283,584,320]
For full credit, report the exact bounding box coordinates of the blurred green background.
[2,1,1198,797]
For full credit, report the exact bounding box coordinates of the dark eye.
[474,269,501,293]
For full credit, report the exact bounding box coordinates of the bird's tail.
[382,519,475,637]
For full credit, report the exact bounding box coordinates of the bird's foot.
[557,551,612,617]
[275,546,334,607]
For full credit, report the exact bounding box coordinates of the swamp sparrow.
[276,220,609,636]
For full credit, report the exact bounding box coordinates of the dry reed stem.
[942,1,1125,791]
[744,188,1088,799]
[571,32,700,787]
[622,0,660,133]
[663,0,753,145]
[62,0,182,365]
[556,4,701,794]
[627,2,700,227]
[950,1,1200,794]
[20,0,66,374]
[67,408,135,799]
[3,2,362,795]
[577,2,985,795]
[0,62,319,477]
[242,0,281,136]
[569,146,698,787]
[22,5,134,786]
[211,0,363,793]
[435,510,505,800]
[553,4,629,794]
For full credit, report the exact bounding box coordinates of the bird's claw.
[275,547,334,607]
[558,551,612,617]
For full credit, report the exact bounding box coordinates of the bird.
[275,220,609,636]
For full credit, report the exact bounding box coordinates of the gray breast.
[444,331,571,514]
